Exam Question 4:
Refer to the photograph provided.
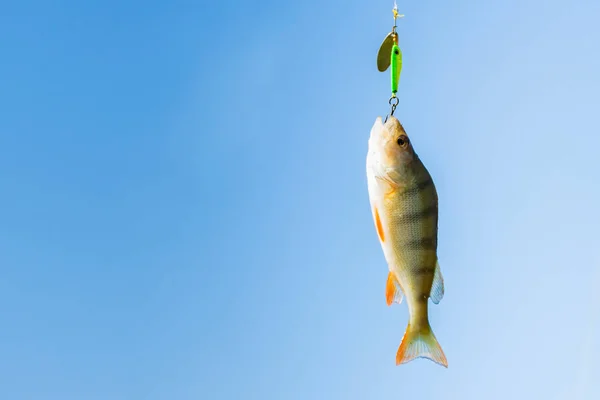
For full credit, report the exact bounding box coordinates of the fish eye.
[394,49,399,55]
[397,135,409,147]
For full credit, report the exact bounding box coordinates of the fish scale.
[389,172,438,297]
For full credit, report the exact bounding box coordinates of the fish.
[366,115,447,368]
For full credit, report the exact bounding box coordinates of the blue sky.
[1,0,599,399]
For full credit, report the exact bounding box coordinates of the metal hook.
[385,96,400,122]
[389,96,399,114]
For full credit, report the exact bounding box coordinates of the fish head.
[367,116,416,184]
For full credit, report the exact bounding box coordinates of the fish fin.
[375,174,398,189]
[374,206,385,242]
[385,272,404,306]
[430,260,444,305]
[396,323,448,368]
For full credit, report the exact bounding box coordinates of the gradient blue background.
[1,0,599,399]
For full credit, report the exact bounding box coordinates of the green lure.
[390,43,402,95]
[377,4,404,99]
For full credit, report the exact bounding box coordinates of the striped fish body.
[385,156,439,317]
[366,116,447,367]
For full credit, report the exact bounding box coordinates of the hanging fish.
[366,115,447,368]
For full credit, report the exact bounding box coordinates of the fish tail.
[396,322,448,368]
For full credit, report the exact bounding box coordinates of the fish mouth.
[384,115,405,133]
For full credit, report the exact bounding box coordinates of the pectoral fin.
[374,167,404,192]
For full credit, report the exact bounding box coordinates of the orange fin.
[374,207,385,242]
[385,272,404,306]
[396,323,448,368]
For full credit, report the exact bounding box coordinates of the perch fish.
[366,115,447,367]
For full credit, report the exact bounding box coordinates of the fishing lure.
[377,2,404,117]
